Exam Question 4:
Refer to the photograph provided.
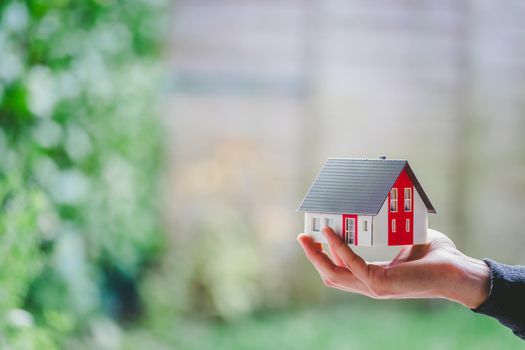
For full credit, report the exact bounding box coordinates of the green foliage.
[0,0,166,347]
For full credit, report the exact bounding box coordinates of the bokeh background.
[1,0,525,349]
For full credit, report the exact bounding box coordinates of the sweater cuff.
[472,259,525,340]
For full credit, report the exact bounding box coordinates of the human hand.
[297,227,490,309]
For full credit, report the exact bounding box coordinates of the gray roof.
[297,158,436,215]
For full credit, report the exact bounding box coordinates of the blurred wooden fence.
[166,0,525,263]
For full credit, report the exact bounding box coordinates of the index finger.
[297,233,339,279]
[321,227,370,283]
[297,233,373,295]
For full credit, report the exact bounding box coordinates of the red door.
[342,214,358,245]
[388,169,414,245]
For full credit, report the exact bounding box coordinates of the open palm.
[297,227,489,308]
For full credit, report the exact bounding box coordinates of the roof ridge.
[327,157,406,161]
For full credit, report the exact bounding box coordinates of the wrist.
[445,254,490,309]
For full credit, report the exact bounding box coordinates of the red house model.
[297,157,436,246]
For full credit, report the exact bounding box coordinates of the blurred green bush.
[0,0,166,348]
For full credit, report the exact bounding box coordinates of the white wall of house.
[304,212,342,243]
[304,212,373,246]
[374,197,390,246]
[357,215,373,246]
[413,189,428,244]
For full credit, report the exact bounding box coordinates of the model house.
[297,157,436,246]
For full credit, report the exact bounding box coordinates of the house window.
[363,220,368,232]
[391,219,396,232]
[324,218,333,228]
[404,188,412,212]
[406,219,410,232]
[345,218,355,244]
[390,188,398,212]
[312,217,320,232]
